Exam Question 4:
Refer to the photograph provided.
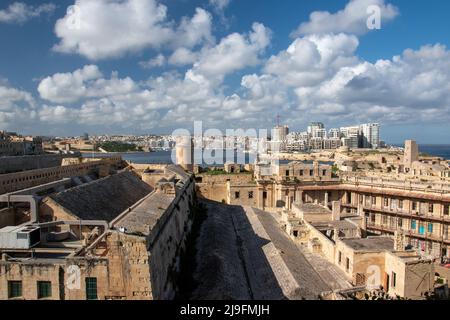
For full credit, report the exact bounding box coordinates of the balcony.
[342,203,449,224]
[341,176,450,194]
[366,223,450,244]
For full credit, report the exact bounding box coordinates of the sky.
[1,0,450,143]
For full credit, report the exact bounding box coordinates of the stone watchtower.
[175,135,194,172]
[404,140,419,168]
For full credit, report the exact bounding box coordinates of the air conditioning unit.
[0,225,41,249]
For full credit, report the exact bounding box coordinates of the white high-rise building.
[307,122,325,135]
[360,123,380,149]
[271,125,289,152]
[328,128,341,139]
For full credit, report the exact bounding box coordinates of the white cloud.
[291,0,399,37]
[265,33,360,87]
[168,48,198,66]
[53,0,213,60]
[139,54,166,69]
[191,22,271,81]
[0,83,36,130]
[0,2,56,24]
[209,0,231,12]
[33,40,450,132]
[259,36,450,126]
[172,8,214,49]
[38,65,137,104]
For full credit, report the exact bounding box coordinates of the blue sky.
[1,0,450,143]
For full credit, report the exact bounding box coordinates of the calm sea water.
[83,144,450,164]
[419,145,450,160]
[83,150,257,166]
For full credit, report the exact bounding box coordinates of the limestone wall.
[0,154,67,174]
[196,173,254,204]
[147,176,195,299]
[0,262,63,300]
[228,184,258,207]
[403,260,434,298]
[306,221,336,262]
[0,157,122,195]
[197,183,227,202]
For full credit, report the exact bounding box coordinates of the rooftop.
[312,219,358,231]
[295,203,331,215]
[50,171,153,222]
[341,237,394,251]
[114,191,174,236]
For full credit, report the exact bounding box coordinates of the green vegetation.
[98,141,143,153]
[331,165,339,178]
[202,168,252,176]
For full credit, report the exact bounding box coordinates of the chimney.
[394,230,405,251]
[332,201,341,221]
[313,161,320,178]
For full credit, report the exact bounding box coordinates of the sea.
[82,144,450,165]
[82,150,257,166]
[418,145,450,160]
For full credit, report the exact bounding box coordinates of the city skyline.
[1,0,450,142]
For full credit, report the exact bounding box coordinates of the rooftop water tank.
[0,225,41,249]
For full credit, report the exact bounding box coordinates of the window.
[412,202,418,211]
[37,281,52,299]
[85,278,98,300]
[372,196,376,206]
[390,217,396,228]
[399,200,404,210]
[263,191,267,199]
[411,220,417,230]
[444,205,449,216]
[398,218,403,228]
[429,203,434,214]
[8,281,22,299]
[384,198,389,207]
[285,170,290,177]
[346,258,350,271]
[248,191,254,199]
[309,170,314,176]
[338,251,342,264]
[392,272,397,288]
[382,215,388,225]
[235,192,240,199]
[299,170,304,176]
[370,214,376,223]
[322,170,327,176]
[428,223,433,234]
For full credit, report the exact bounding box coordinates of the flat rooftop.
[312,220,358,231]
[114,191,174,236]
[341,237,394,251]
[295,203,331,215]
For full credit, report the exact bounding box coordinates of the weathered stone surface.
[50,171,153,222]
